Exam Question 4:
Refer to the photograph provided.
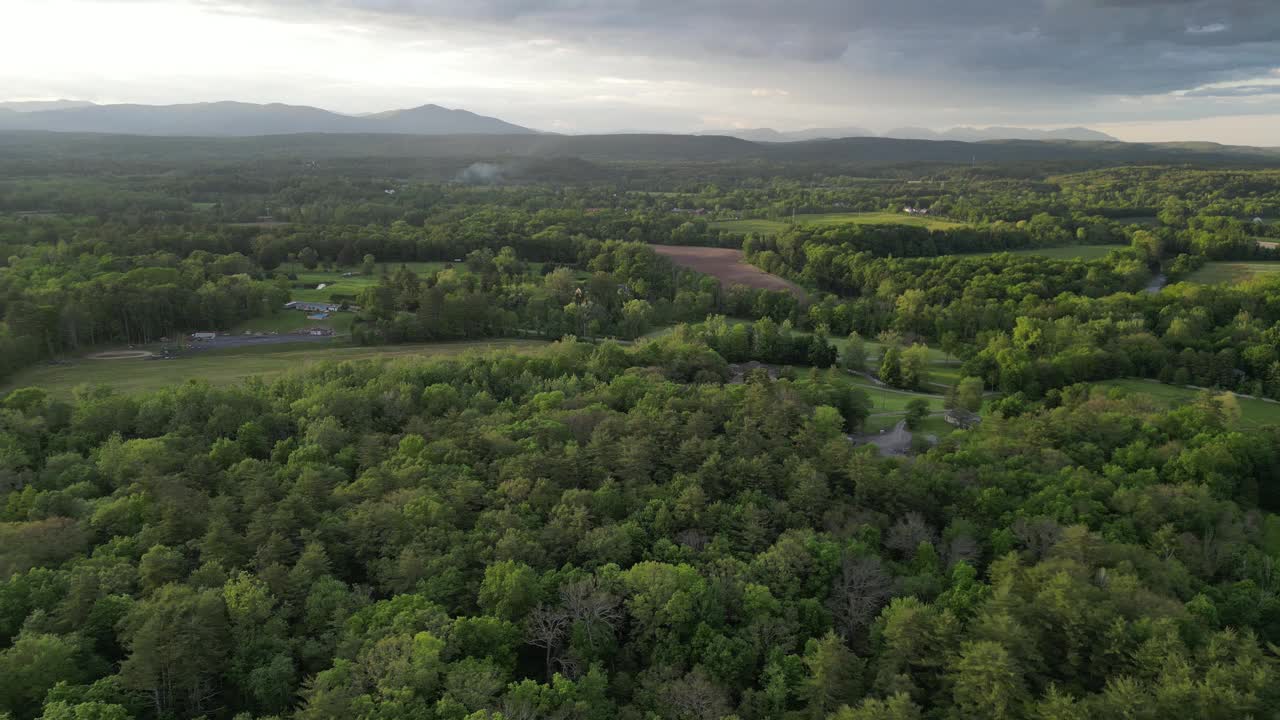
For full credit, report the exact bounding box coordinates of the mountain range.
[714,125,1116,142]
[0,101,534,136]
[0,100,1122,142]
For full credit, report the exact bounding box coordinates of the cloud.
[222,0,1280,96]
[5,0,1280,142]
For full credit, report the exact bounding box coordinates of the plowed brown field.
[651,245,805,299]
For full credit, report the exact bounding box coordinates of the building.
[943,408,982,429]
[190,332,217,341]
[285,301,339,313]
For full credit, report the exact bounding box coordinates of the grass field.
[800,212,968,230]
[230,312,355,335]
[1184,261,1280,285]
[1096,379,1280,429]
[2,340,548,398]
[282,262,450,303]
[709,218,791,234]
[966,244,1126,261]
[711,211,968,235]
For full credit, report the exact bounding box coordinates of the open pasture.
[1184,261,1280,285]
[2,340,548,398]
[711,211,967,235]
[1096,379,1280,430]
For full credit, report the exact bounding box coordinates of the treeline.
[2,341,1280,719]
[735,213,1126,259]
[0,247,287,381]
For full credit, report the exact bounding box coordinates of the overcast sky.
[3,0,1280,144]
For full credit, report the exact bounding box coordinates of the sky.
[3,0,1280,145]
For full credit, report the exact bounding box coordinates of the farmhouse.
[285,301,339,313]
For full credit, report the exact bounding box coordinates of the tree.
[880,345,903,387]
[298,246,320,270]
[118,585,229,718]
[621,299,654,339]
[0,632,86,718]
[900,344,930,390]
[801,632,863,718]
[478,561,539,622]
[948,641,1028,720]
[361,253,376,275]
[830,693,923,720]
[841,332,868,372]
[956,376,984,412]
[904,399,930,431]
[828,555,893,641]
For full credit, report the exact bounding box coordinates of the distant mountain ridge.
[883,126,1117,142]
[0,101,534,136]
[711,125,1116,143]
[0,99,96,113]
[712,126,877,142]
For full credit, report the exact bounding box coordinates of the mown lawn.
[800,211,968,231]
[1184,261,1280,285]
[2,340,549,398]
[230,311,355,335]
[1096,378,1280,429]
[280,262,451,303]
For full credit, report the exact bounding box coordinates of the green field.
[711,211,968,235]
[1097,379,1280,429]
[1184,261,1280,285]
[231,311,355,335]
[2,340,548,398]
[848,378,947,414]
[281,262,450,303]
[968,244,1126,261]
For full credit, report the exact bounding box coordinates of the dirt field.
[651,245,805,298]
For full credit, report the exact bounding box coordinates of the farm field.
[1184,261,1280,285]
[710,211,968,235]
[230,311,355,335]
[708,218,791,234]
[650,245,805,297]
[1,339,548,398]
[968,244,1126,261]
[281,261,450,303]
[1096,379,1280,429]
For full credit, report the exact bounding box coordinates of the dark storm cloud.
[233,0,1280,96]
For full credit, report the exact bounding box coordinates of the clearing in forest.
[1185,261,1280,285]
[710,211,968,235]
[1,340,549,398]
[1096,379,1280,430]
[651,245,806,298]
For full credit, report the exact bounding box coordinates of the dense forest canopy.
[2,133,1280,720]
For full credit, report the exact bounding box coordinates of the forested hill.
[2,131,1279,178]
